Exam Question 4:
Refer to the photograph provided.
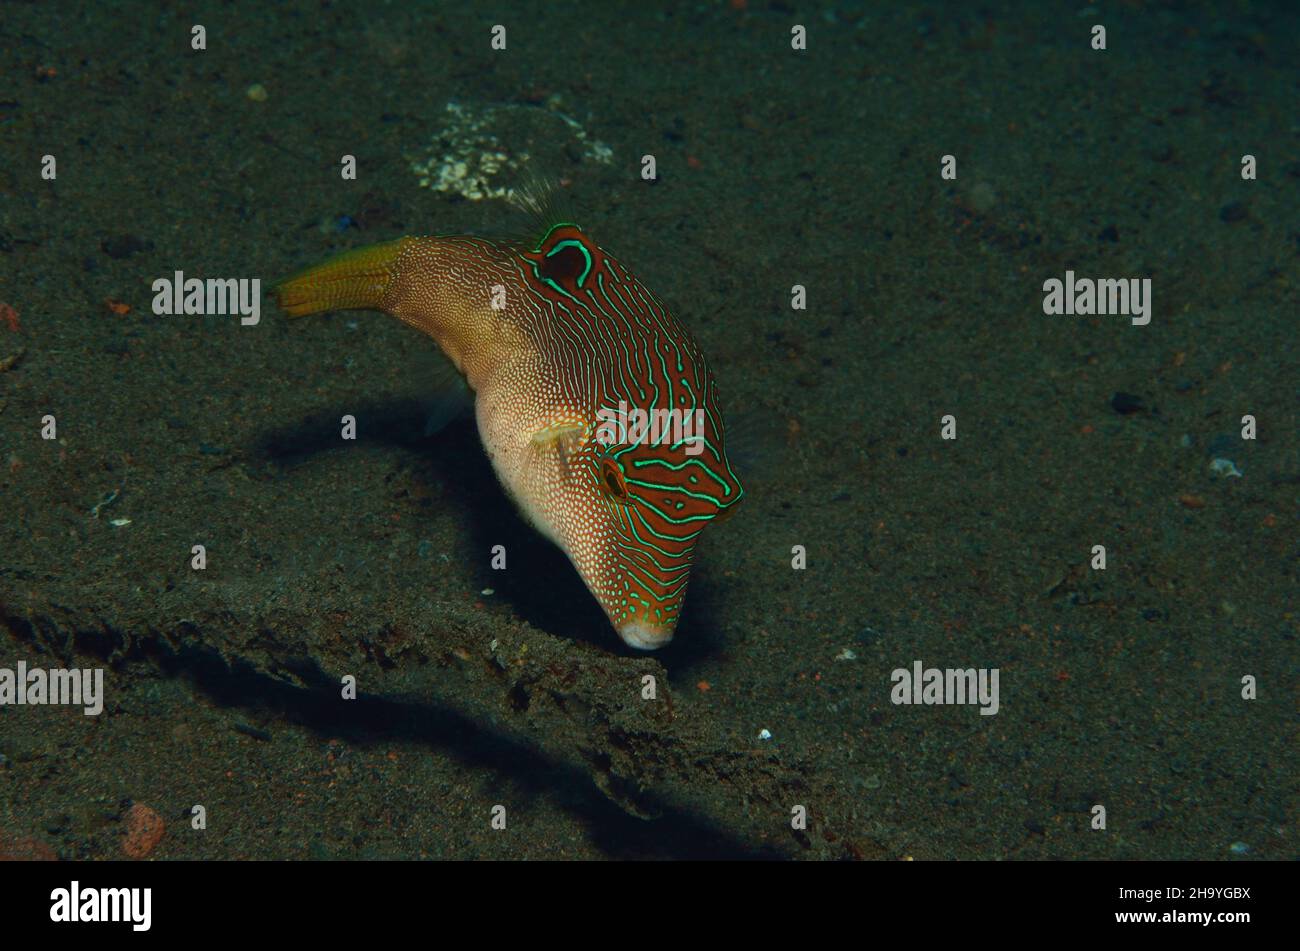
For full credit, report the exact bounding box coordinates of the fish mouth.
[617,621,674,651]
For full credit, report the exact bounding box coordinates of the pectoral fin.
[530,421,587,478]
[422,353,473,437]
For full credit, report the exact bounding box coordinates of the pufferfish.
[275,184,743,650]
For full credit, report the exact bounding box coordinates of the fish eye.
[599,457,629,499]
[541,244,586,283]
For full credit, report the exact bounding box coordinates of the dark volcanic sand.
[0,2,1295,860]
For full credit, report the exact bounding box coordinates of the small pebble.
[1209,457,1242,478]
[757,728,772,741]
[122,803,165,859]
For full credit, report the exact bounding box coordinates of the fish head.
[554,387,744,650]
[514,222,743,649]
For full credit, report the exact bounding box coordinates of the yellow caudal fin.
[275,238,412,317]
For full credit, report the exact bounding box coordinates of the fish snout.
[616,619,676,651]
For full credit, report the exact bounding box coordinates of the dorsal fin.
[507,167,580,250]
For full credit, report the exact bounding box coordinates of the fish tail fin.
[275,238,413,317]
